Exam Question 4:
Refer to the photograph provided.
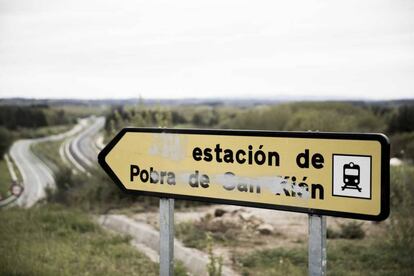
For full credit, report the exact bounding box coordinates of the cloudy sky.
[0,0,413,100]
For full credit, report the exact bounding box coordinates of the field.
[0,205,187,276]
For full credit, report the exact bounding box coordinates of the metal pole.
[159,198,174,276]
[308,214,327,276]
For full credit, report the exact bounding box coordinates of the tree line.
[104,102,414,161]
[0,105,73,158]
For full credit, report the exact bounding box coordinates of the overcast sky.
[0,0,413,100]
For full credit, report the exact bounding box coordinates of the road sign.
[98,128,389,221]
[10,183,23,196]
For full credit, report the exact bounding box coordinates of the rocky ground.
[122,204,386,270]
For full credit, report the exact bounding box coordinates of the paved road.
[66,116,105,173]
[10,140,55,207]
[8,118,104,207]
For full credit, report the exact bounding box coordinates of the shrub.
[338,221,365,239]
[207,234,223,276]
[0,127,12,158]
[327,222,365,240]
[387,166,414,251]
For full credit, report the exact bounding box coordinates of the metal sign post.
[160,198,174,276]
[308,214,327,276]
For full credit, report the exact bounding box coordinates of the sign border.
[98,128,390,221]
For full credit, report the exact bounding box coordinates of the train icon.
[333,154,371,199]
[342,162,362,192]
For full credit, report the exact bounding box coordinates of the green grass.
[0,205,186,276]
[236,246,306,276]
[31,140,65,173]
[15,124,73,139]
[175,219,276,251]
[235,238,414,276]
[176,221,210,250]
[176,220,247,250]
[0,158,12,198]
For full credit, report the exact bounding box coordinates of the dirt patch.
[129,204,386,244]
[126,204,387,270]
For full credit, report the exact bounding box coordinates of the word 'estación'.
[192,144,280,167]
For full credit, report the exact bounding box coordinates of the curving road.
[64,116,105,173]
[10,139,55,207]
[9,116,105,207]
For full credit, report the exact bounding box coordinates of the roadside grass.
[0,158,12,199]
[176,221,210,250]
[31,140,66,173]
[15,124,73,139]
[174,165,414,276]
[176,219,413,275]
[175,221,248,250]
[0,205,187,276]
[234,238,414,276]
[175,218,281,251]
[235,246,306,276]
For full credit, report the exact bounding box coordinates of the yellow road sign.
[98,128,389,221]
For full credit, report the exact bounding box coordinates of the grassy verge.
[175,211,283,251]
[234,238,414,276]
[0,205,186,275]
[14,124,73,139]
[175,220,260,250]
[0,158,12,199]
[31,140,65,173]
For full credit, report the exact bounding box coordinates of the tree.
[0,127,12,159]
[389,105,414,133]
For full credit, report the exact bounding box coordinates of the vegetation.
[175,213,261,250]
[0,205,187,276]
[207,235,223,276]
[176,221,210,250]
[0,104,104,160]
[3,100,414,275]
[105,105,172,138]
[0,205,160,276]
[388,104,414,134]
[104,102,414,161]
[0,158,12,199]
[387,165,414,250]
[31,140,66,173]
[327,221,365,240]
[236,246,306,275]
[0,105,72,130]
[0,127,12,158]
[218,102,386,132]
[236,238,414,276]
[46,168,138,212]
[18,124,74,139]
[390,131,414,160]
[232,164,414,275]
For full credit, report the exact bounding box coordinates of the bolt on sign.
[98,128,390,221]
